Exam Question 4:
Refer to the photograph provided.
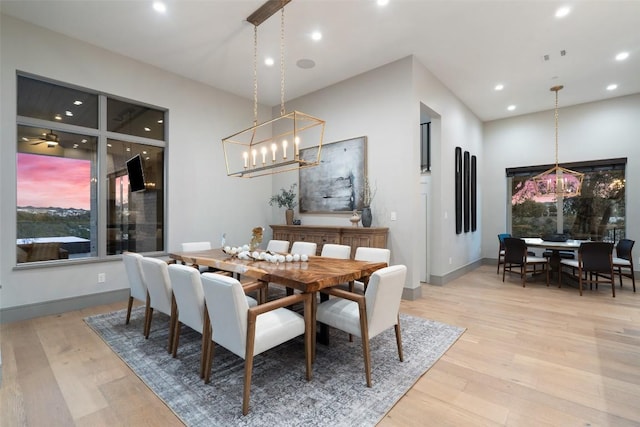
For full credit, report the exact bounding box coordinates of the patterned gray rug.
[85,307,464,426]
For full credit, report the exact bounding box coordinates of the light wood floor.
[1,265,639,426]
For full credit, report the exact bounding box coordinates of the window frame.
[15,73,168,267]
[506,158,627,241]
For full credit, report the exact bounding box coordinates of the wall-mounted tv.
[126,154,146,192]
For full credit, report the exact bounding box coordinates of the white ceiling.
[2,0,639,122]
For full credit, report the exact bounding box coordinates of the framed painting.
[464,150,470,233]
[455,146,462,234]
[299,136,367,213]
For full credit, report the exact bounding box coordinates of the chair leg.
[357,302,372,387]
[125,296,134,324]
[204,339,215,384]
[144,307,154,339]
[394,317,404,362]
[243,315,258,415]
[200,309,211,379]
[168,296,178,353]
[172,321,181,358]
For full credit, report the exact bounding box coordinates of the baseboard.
[402,286,422,300]
[428,259,483,286]
[0,289,129,324]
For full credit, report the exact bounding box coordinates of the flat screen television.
[126,154,146,192]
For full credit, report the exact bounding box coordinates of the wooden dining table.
[168,248,387,355]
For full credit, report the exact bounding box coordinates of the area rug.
[85,307,464,426]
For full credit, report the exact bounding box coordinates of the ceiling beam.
[246,0,292,26]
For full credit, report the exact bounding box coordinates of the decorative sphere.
[224,246,231,253]
[278,255,286,263]
[301,254,308,262]
[285,254,293,262]
[242,244,250,251]
[292,254,300,262]
[252,251,260,259]
[259,252,267,260]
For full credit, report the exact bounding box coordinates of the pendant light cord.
[280,7,286,117]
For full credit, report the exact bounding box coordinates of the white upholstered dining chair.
[139,256,177,352]
[320,243,351,259]
[316,264,407,387]
[180,241,212,272]
[265,239,290,253]
[351,247,391,292]
[290,241,317,256]
[200,272,312,415]
[123,251,148,328]
[168,263,257,378]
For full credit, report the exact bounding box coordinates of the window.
[508,159,626,242]
[16,75,166,264]
[420,122,431,173]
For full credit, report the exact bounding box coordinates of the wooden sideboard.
[270,225,388,258]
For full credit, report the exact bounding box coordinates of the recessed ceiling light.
[73,100,83,105]
[555,6,570,18]
[377,0,390,6]
[607,84,618,91]
[144,127,151,132]
[81,139,87,143]
[157,119,163,124]
[54,114,62,120]
[264,57,275,66]
[494,84,504,91]
[311,31,322,41]
[615,52,629,61]
[152,1,166,13]
[22,137,29,141]
[65,110,73,116]
[507,105,516,111]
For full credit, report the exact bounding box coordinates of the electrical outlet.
[98,273,106,283]
[390,211,397,221]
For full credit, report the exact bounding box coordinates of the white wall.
[482,93,640,259]
[1,14,272,311]
[269,56,484,290]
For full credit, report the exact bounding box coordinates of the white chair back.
[320,243,351,259]
[291,241,317,256]
[168,264,205,334]
[266,240,290,253]
[140,257,173,315]
[181,241,212,251]
[123,252,146,301]
[365,265,407,338]
[355,247,391,264]
[201,273,249,358]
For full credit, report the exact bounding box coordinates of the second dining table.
[168,247,388,356]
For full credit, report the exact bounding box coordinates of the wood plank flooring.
[1,265,638,426]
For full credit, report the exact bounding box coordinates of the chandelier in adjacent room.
[222,0,325,178]
[532,85,584,199]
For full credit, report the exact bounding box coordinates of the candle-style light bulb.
[252,149,257,167]
[261,146,267,165]
[282,140,288,159]
[294,136,300,158]
[271,143,277,162]
[243,151,248,169]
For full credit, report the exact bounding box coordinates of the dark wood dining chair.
[559,242,615,297]
[613,239,635,292]
[496,233,511,274]
[502,237,549,287]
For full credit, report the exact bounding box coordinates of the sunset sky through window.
[17,153,91,210]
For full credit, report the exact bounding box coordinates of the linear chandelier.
[222,0,325,178]
[532,85,584,200]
